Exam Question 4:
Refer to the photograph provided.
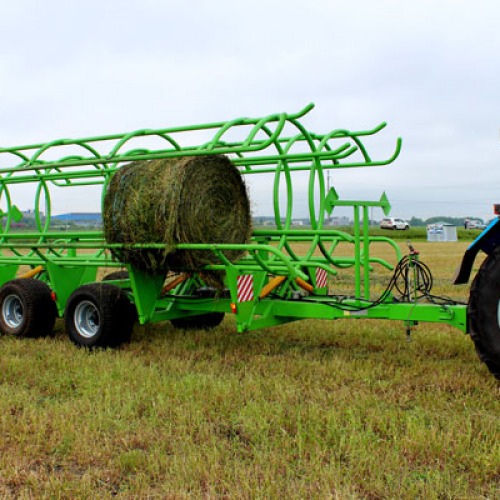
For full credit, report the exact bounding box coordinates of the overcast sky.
[1,0,499,221]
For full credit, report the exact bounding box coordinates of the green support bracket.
[45,262,98,315]
[225,267,268,332]
[128,268,165,324]
[0,205,23,223]
[325,188,391,216]
[0,265,19,286]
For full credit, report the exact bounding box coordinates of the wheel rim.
[74,300,100,338]
[2,294,24,329]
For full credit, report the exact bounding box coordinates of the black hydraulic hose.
[299,253,466,311]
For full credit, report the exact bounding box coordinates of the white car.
[465,219,486,230]
[380,217,410,230]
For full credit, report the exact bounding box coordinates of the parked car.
[380,217,410,230]
[464,219,486,230]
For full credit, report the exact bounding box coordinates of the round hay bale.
[103,155,251,279]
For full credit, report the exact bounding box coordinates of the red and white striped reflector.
[315,268,328,289]
[237,275,254,302]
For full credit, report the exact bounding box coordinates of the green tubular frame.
[0,103,467,333]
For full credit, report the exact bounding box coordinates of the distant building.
[327,216,351,226]
[22,209,39,219]
[262,220,275,226]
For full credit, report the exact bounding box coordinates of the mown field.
[0,241,499,499]
[308,225,484,242]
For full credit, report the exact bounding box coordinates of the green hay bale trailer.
[0,104,498,379]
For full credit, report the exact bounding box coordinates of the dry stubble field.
[0,240,498,499]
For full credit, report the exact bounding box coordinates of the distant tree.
[424,216,483,226]
[409,217,425,227]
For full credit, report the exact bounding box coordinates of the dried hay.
[103,155,251,280]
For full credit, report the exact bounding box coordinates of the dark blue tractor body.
[454,218,500,284]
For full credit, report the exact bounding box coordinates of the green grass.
[0,243,499,498]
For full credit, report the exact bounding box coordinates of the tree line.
[408,216,488,227]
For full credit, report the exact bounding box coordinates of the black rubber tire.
[170,312,225,331]
[65,283,135,348]
[102,271,129,281]
[468,247,500,380]
[102,271,139,323]
[169,285,225,330]
[0,279,57,337]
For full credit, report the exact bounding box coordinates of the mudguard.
[454,218,500,284]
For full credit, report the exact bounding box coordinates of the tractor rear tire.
[468,247,500,380]
[65,283,135,348]
[0,279,57,337]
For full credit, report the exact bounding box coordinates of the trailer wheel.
[65,283,135,348]
[170,312,225,330]
[468,247,500,380]
[102,271,129,281]
[0,279,57,337]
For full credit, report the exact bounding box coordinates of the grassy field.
[0,241,499,498]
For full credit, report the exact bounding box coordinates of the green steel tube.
[363,206,371,300]
[353,206,362,298]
